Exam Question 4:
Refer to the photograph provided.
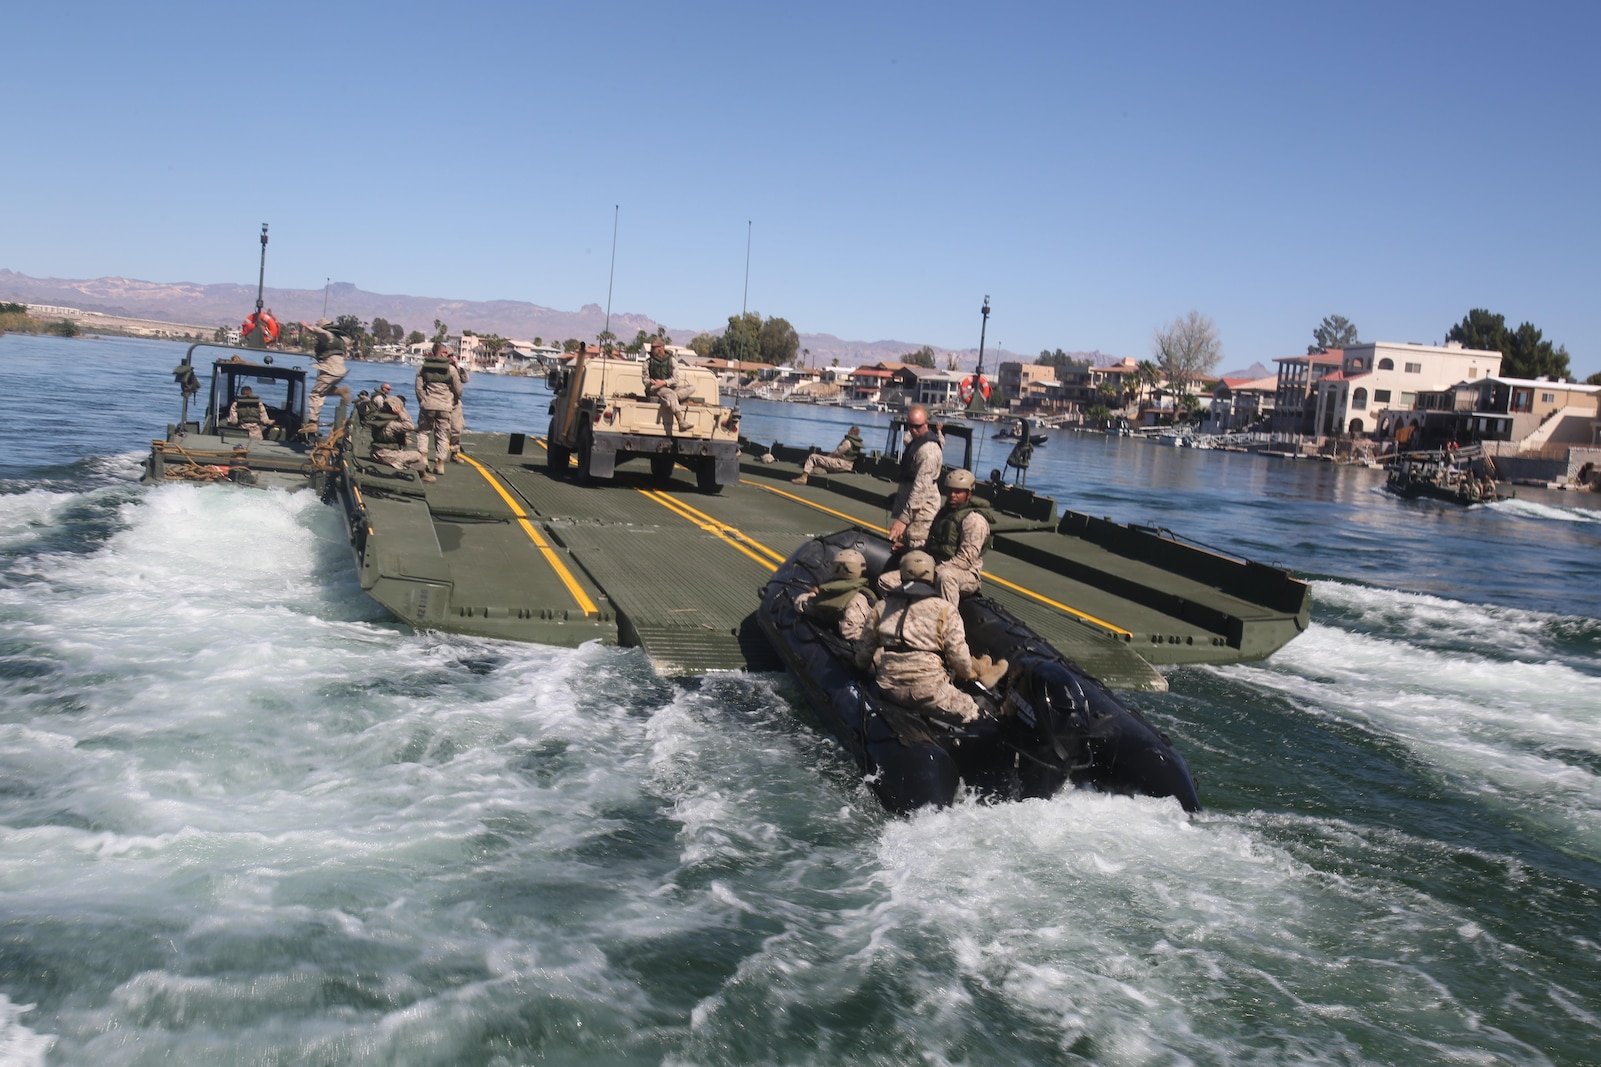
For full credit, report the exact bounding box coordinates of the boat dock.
[335,427,1311,690]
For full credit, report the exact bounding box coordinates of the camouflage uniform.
[891,433,943,549]
[643,347,697,431]
[416,350,463,474]
[304,322,349,428]
[367,398,427,471]
[854,581,979,722]
[448,359,469,459]
[926,503,991,604]
[798,430,863,480]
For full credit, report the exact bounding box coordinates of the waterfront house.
[1208,374,1279,432]
[1274,342,1502,437]
[1377,376,1601,453]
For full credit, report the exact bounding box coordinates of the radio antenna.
[741,220,752,316]
[603,204,619,349]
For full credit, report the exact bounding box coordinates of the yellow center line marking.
[649,492,788,565]
[748,478,1130,636]
[978,573,1133,637]
[746,480,889,533]
[635,489,779,572]
[458,454,600,617]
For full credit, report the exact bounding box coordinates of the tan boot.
[450,451,465,464]
[434,459,446,475]
[419,471,437,483]
[791,474,808,484]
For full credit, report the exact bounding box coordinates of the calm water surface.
[1,335,1597,1066]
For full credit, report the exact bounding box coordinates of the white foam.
[0,996,53,1067]
[1489,496,1601,524]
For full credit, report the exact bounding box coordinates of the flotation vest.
[925,500,994,562]
[314,331,344,360]
[900,433,941,485]
[802,577,876,627]
[840,432,863,460]
[365,408,404,445]
[420,354,454,384]
[1005,439,1033,470]
[647,352,674,381]
[234,395,264,423]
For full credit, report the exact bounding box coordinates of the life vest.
[802,577,875,626]
[925,500,994,562]
[314,331,344,360]
[234,395,264,423]
[420,354,454,384]
[840,432,863,460]
[365,408,404,445]
[900,433,941,485]
[647,353,674,381]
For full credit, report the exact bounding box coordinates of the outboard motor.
[1007,657,1201,812]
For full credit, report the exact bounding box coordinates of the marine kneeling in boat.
[924,468,993,604]
[365,394,435,483]
[793,548,876,642]
[854,551,1006,724]
[226,386,274,440]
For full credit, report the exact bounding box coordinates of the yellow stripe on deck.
[636,489,783,572]
[459,454,600,617]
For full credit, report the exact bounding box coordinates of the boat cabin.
[193,354,309,441]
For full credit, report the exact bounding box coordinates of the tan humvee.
[546,346,742,492]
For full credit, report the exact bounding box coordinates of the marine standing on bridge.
[416,342,463,476]
[299,318,350,435]
[924,468,994,604]
[887,404,943,550]
[448,349,469,462]
[853,551,1005,723]
[643,338,697,433]
[792,426,863,485]
[226,386,274,440]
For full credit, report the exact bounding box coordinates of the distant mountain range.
[0,268,1092,370]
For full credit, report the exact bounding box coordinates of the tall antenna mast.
[254,223,269,319]
[741,220,752,316]
[603,204,619,348]
[321,276,330,318]
[976,295,990,378]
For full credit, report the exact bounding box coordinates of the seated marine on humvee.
[545,343,741,493]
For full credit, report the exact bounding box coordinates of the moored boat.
[758,528,1202,813]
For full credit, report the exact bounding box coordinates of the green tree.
[1308,314,1359,354]
[711,312,761,364]
[689,333,715,358]
[213,325,229,342]
[625,329,650,354]
[759,315,799,365]
[1152,310,1222,396]
[371,317,394,344]
[903,345,936,369]
[1446,309,1572,379]
[1585,370,1601,386]
[432,319,448,343]
[562,338,582,353]
[406,330,426,345]
[476,334,506,362]
[596,329,617,352]
[48,318,80,337]
[334,314,373,358]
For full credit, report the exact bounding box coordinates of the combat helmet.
[944,468,976,491]
[899,550,935,584]
[830,548,866,581]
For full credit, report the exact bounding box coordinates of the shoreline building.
[1274,342,1502,437]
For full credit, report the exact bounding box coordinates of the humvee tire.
[695,456,722,494]
[546,420,571,476]
[650,454,675,483]
[576,422,598,484]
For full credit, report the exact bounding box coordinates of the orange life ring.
[240,312,280,344]
[959,374,991,404]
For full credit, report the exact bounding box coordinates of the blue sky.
[7,1,1598,376]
